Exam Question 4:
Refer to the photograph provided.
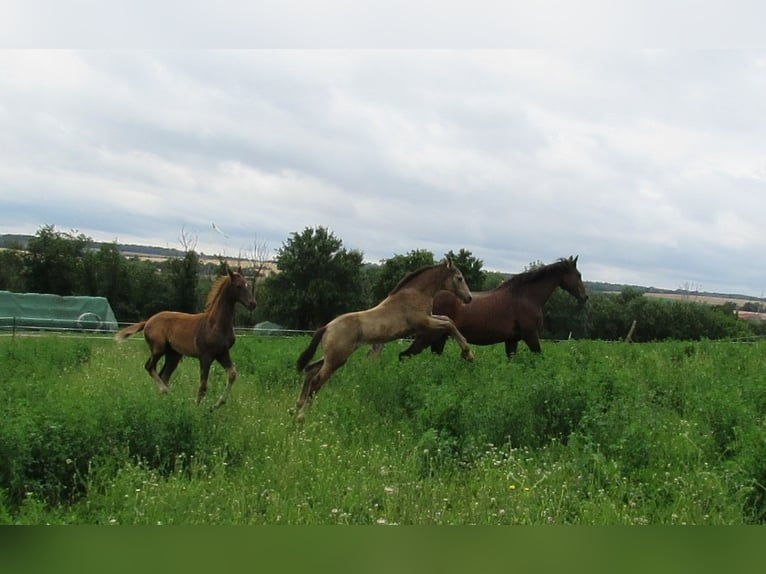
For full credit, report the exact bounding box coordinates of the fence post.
[625,320,637,343]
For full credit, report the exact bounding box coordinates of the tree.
[740,301,763,313]
[372,249,435,302]
[444,249,485,291]
[262,226,364,329]
[124,258,173,321]
[167,250,201,313]
[358,263,383,309]
[0,242,27,292]
[25,225,90,295]
[81,242,133,318]
[245,235,272,297]
[584,293,626,340]
[483,271,506,290]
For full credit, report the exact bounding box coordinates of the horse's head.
[228,268,257,311]
[442,258,473,304]
[560,256,588,304]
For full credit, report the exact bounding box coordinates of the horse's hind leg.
[295,354,349,421]
[296,359,323,416]
[159,349,182,384]
[211,352,236,410]
[524,334,542,354]
[145,353,170,394]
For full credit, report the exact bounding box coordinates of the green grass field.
[2,333,766,524]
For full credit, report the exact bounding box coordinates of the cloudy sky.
[2,3,766,297]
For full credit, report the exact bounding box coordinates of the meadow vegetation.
[2,333,765,525]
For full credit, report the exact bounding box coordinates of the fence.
[0,314,117,336]
[0,317,313,339]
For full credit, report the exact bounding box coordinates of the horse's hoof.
[295,411,306,424]
[462,350,475,362]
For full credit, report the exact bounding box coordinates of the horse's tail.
[114,321,147,342]
[296,325,327,371]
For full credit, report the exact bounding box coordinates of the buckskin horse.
[115,268,256,409]
[294,259,474,420]
[399,256,588,360]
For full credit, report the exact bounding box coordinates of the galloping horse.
[399,256,588,359]
[295,259,474,420]
[115,268,256,409]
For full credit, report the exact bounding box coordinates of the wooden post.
[625,320,637,343]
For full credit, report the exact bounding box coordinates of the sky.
[2,3,766,297]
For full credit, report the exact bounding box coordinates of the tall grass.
[1,334,765,524]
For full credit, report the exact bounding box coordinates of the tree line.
[2,224,764,342]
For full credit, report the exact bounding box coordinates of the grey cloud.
[2,49,766,296]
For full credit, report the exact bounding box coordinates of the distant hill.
[584,281,764,307]
[0,234,32,249]
[2,234,193,260]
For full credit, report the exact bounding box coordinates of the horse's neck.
[424,270,453,299]
[400,268,438,294]
[517,274,560,306]
[206,293,236,328]
[394,269,449,307]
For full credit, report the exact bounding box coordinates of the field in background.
[2,334,766,525]
[644,291,762,306]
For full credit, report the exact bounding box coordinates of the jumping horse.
[295,259,474,420]
[399,256,588,359]
[115,268,256,409]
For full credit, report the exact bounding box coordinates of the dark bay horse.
[399,256,588,359]
[115,268,256,409]
[295,259,474,420]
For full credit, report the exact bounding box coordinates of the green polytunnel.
[0,290,118,332]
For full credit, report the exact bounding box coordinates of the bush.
[575,291,751,342]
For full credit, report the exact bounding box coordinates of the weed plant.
[1,334,765,524]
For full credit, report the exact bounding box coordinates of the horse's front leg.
[196,357,213,405]
[504,339,519,359]
[426,315,474,362]
[211,352,237,410]
[399,335,427,360]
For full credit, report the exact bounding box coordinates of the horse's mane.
[204,274,230,311]
[389,264,442,296]
[500,257,577,290]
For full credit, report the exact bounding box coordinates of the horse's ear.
[227,266,235,279]
[573,255,579,265]
[445,257,454,269]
